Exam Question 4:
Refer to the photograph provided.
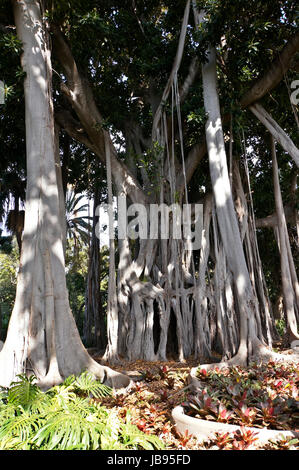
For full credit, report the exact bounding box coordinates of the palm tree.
[65,189,92,248]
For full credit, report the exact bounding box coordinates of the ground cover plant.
[0,372,164,450]
[0,357,298,450]
[182,362,299,431]
[98,357,299,450]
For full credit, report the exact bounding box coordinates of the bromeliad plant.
[204,428,259,450]
[0,373,164,450]
[183,362,299,430]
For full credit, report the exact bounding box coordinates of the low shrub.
[0,372,164,450]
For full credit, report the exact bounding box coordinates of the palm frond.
[65,189,92,246]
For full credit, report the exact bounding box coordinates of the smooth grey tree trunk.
[103,132,120,364]
[271,137,299,342]
[250,103,299,168]
[200,45,260,363]
[0,0,130,389]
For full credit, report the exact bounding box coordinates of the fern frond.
[61,375,76,387]
[7,374,42,409]
[74,371,112,398]
[0,372,164,451]
[0,387,8,403]
[46,384,77,408]
[100,409,123,450]
[0,409,42,450]
[32,406,105,450]
[0,402,17,422]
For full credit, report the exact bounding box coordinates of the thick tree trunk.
[0,0,129,389]
[199,40,264,364]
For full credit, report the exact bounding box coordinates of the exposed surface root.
[87,357,133,389]
[195,344,298,375]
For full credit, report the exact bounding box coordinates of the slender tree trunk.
[250,103,299,168]
[103,132,120,364]
[84,190,106,350]
[233,158,277,345]
[54,124,67,253]
[0,0,129,389]
[271,137,299,343]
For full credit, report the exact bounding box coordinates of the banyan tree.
[0,0,298,387]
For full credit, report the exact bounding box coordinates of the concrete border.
[172,405,299,445]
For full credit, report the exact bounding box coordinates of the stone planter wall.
[172,406,299,445]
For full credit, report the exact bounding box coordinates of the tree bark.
[271,137,299,343]
[102,131,120,364]
[250,103,299,168]
[0,0,129,389]
[197,30,263,363]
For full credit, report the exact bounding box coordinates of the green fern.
[7,374,42,409]
[0,409,42,450]
[0,373,164,450]
[32,402,106,450]
[73,371,112,398]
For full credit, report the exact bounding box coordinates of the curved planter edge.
[188,366,205,391]
[172,406,299,445]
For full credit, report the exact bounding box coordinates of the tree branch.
[179,56,200,103]
[51,25,149,204]
[241,31,299,108]
[55,109,98,153]
[255,204,296,228]
[181,32,299,188]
